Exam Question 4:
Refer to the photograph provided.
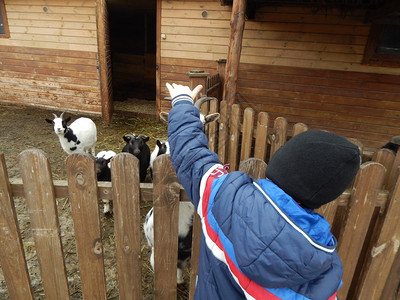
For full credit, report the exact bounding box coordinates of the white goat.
[159,96,220,125]
[46,112,97,155]
[144,201,194,284]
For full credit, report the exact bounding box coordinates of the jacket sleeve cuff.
[171,94,194,106]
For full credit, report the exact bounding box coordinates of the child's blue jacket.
[167,99,342,300]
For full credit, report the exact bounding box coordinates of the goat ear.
[159,112,169,123]
[63,116,71,125]
[45,118,53,124]
[139,135,149,142]
[123,135,131,143]
[204,113,220,124]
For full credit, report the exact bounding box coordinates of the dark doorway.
[107,0,157,103]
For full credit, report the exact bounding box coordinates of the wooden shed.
[0,0,399,150]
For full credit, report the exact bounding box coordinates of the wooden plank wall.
[160,1,400,149]
[236,63,400,149]
[0,0,101,114]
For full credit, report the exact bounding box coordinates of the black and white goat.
[95,150,116,214]
[159,96,220,126]
[45,112,97,155]
[122,134,150,182]
[381,136,400,154]
[144,201,194,284]
[150,140,170,179]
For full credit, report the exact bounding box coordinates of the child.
[165,83,360,300]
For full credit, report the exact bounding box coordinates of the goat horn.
[60,112,65,119]
[52,113,57,119]
[194,96,215,109]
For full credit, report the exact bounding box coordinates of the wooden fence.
[1,146,400,299]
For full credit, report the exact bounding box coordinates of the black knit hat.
[265,130,361,209]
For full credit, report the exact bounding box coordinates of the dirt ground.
[0,103,190,299]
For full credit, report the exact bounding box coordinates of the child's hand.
[166,83,203,100]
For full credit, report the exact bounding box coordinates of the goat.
[95,150,116,215]
[45,112,97,155]
[122,134,150,182]
[159,96,220,126]
[150,140,170,179]
[381,136,400,154]
[144,201,194,285]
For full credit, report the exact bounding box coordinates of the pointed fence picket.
[0,146,399,299]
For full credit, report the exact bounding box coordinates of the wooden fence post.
[269,117,288,160]
[0,154,34,300]
[66,153,107,299]
[240,107,255,162]
[18,149,70,300]
[254,112,269,162]
[337,162,386,300]
[238,158,267,180]
[372,148,395,189]
[153,154,180,300]
[358,171,400,299]
[218,100,229,164]
[111,153,142,300]
[228,104,241,171]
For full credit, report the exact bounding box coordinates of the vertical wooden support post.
[66,153,107,300]
[96,0,113,125]
[0,154,34,300]
[111,153,142,300]
[153,154,180,300]
[223,0,247,106]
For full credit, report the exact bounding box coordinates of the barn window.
[363,23,400,68]
[0,0,10,38]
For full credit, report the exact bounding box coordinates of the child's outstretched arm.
[166,83,222,209]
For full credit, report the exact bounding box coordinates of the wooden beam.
[223,0,247,106]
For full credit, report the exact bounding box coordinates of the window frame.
[0,0,10,38]
[363,23,400,68]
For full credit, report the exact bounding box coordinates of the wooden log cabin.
[0,0,399,150]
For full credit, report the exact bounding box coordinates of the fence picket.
[254,112,269,161]
[18,149,69,300]
[372,148,395,188]
[189,213,201,300]
[358,173,400,299]
[387,150,400,192]
[218,100,228,164]
[337,162,386,300]
[111,153,142,300]
[269,117,288,159]
[208,98,219,153]
[240,107,255,161]
[153,154,180,300]
[66,153,107,299]
[228,104,241,171]
[0,154,34,300]
[292,122,308,136]
[238,158,267,180]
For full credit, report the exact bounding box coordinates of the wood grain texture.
[17,149,69,300]
[66,153,107,300]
